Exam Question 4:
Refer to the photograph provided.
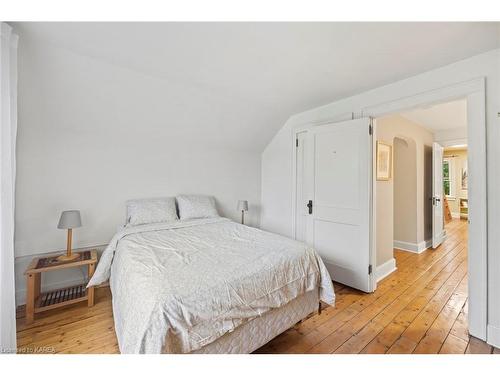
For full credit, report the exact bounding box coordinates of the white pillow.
[176,195,219,220]
[126,197,178,226]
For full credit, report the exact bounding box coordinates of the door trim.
[370,118,377,292]
[432,142,445,249]
[363,77,487,341]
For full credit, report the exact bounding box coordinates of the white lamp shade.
[237,200,248,212]
[57,210,82,229]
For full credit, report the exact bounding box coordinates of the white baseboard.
[487,324,500,349]
[376,258,397,282]
[393,240,418,253]
[419,239,433,252]
[393,239,432,254]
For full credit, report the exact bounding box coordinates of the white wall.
[14,38,262,302]
[393,138,418,244]
[261,49,500,346]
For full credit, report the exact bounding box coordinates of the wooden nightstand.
[24,249,97,324]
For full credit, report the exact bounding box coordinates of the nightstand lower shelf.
[35,284,88,313]
[24,250,97,324]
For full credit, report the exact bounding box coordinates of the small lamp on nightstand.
[237,200,248,225]
[57,210,82,261]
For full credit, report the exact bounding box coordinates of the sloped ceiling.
[11,22,499,151]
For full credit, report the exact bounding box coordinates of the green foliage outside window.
[443,160,451,196]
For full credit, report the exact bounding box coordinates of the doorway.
[292,79,486,342]
[373,95,485,346]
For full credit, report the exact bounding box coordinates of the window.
[443,158,455,198]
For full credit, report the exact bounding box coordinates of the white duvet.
[88,217,335,354]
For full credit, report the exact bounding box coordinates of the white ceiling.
[400,99,468,132]
[11,22,499,150]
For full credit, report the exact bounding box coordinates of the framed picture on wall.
[376,141,392,181]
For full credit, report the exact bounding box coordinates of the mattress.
[190,290,319,354]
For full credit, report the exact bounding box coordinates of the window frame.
[443,157,456,200]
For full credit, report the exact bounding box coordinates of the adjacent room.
[371,100,472,353]
[1,21,500,356]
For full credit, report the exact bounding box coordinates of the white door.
[295,132,308,242]
[432,142,445,248]
[305,118,374,292]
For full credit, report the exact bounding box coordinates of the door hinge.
[368,264,373,275]
[307,200,313,214]
[369,124,373,135]
[296,138,299,147]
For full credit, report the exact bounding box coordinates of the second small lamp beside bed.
[237,200,248,224]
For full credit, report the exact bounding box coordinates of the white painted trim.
[291,128,306,241]
[465,84,488,341]
[420,239,433,252]
[365,77,487,341]
[393,240,420,253]
[370,118,377,292]
[393,240,431,254]
[440,138,468,148]
[376,258,397,282]
[361,78,485,118]
[487,325,500,349]
[433,229,447,249]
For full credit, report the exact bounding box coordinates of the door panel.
[306,118,373,292]
[314,132,360,209]
[432,142,445,248]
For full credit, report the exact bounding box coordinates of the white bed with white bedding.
[88,196,335,354]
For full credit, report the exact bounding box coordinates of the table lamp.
[237,200,248,224]
[57,210,82,261]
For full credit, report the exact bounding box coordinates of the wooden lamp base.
[57,252,80,262]
[57,228,80,261]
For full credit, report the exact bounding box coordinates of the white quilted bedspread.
[88,218,335,354]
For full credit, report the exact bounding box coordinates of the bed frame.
[162,289,320,354]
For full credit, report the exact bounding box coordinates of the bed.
[88,197,335,354]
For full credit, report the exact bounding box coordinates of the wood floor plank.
[337,249,467,354]
[439,334,468,354]
[386,261,467,353]
[387,336,417,354]
[465,337,493,354]
[450,307,469,342]
[303,244,467,353]
[412,274,468,353]
[360,246,468,353]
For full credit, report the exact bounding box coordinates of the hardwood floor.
[16,219,496,354]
